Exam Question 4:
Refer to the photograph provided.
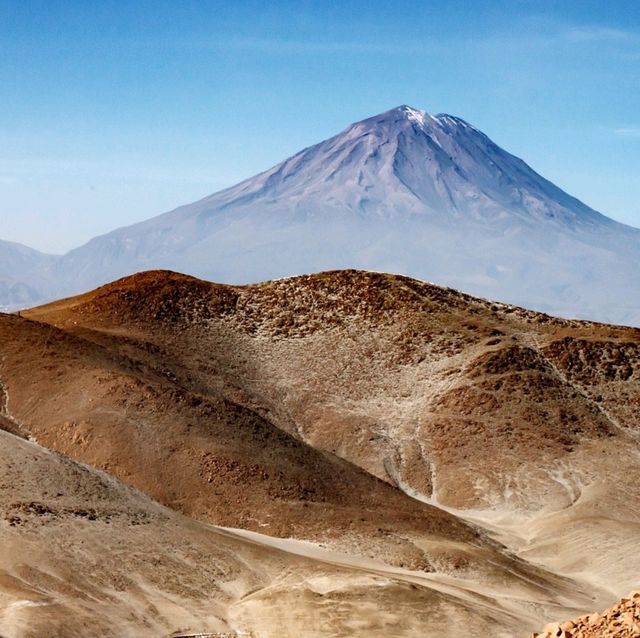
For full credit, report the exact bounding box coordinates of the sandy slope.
[0,428,265,636]
[0,429,597,638]
[3,268,638,635]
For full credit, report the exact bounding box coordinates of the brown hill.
[0,309,481,575]
[5,268,640,634]
[2,286,579,614]
[27,269,638,506]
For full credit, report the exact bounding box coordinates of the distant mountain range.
[2,105,639,324]
[0,239,54,308]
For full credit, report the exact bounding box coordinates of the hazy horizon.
[1,0,639,253]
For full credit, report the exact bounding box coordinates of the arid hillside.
[26,269,639,502]
[3,428,553,638]
[1,269,638,636]
[0,309,486,574]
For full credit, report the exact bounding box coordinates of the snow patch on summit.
[400,105,428,128]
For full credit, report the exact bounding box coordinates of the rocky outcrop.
[531,592,640,637]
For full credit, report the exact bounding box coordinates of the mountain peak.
[362,104,433,130]
[9,104,638,326]
[356,105,479,138]
[394,104,429,124]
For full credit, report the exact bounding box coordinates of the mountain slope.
[4,429,553,638]
[25,269,640,609]
[0,309,479,575]
[3,274,614,636]
[49,105,640,325]
[0,427,264,636]
[0,240,53,309]
[6,294,583,602]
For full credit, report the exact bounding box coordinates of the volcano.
[7,105,640,324]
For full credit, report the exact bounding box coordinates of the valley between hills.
[0,269,638,637]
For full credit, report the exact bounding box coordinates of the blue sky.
[1,0,639,253]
